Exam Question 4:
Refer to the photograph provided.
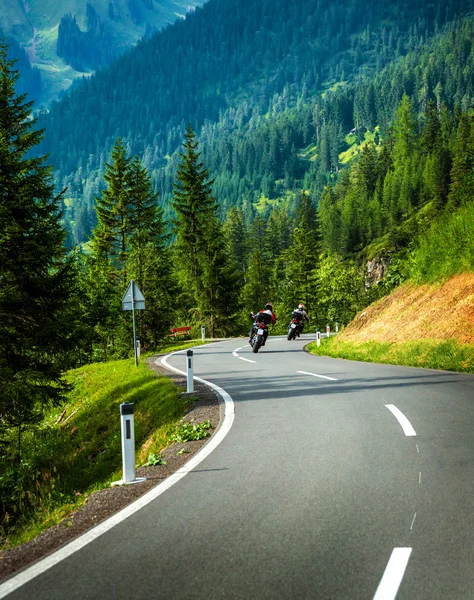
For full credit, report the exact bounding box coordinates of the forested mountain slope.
[35,0,472,243]
[0,0,206,106]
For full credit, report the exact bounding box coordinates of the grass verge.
[1,354,197,549]
[307,337,474,374]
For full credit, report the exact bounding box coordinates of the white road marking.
[418,472,422,484]
[385,404,417,436]
[297,370,338,381]
[233,346,257,363]
[0,351,235,599]
[410,512,417,530]
[373,547,412,600]
[416,444,420,453]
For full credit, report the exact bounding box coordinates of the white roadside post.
[326,324,330,338]
[187,349,194,393]
[316,328,321,347]
[336,321,339,333]
[136,338,141,358]
[111,402,146,486]
[201,325,205,341]
[122,280,145,367]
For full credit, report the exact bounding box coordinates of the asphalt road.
[2,335,473,599]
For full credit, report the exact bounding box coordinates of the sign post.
[122,280,145,367]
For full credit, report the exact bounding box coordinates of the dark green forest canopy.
[33,0,474,245]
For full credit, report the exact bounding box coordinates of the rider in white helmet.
[292,303,309,332]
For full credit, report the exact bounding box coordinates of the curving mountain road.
[1,335,473,599]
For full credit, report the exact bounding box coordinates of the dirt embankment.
[342,273,474,344]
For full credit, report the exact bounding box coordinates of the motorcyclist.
[249,302,277,346]
[291,303,309,334]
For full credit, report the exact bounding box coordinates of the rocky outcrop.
[365,254,392,289]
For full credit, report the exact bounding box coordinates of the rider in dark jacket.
[291,303,309,333]
[249,302,277,345]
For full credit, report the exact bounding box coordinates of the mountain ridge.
[1,0,207,106]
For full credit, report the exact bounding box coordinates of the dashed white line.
[297,370,338,381]
[373,548,412,600]
[418,472,422,484]
[232,347,257,363]
[410,512,417,530]
[237,356,257,363]
[385,404,417,436]
[416,444,420,453]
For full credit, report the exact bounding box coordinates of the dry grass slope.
[342,273,474,345]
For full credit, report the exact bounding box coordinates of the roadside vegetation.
[308,337,474,374]
[0,340,208,550]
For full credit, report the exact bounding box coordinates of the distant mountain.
[0,0,207,106]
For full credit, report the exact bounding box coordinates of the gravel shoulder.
[0,356,222,583]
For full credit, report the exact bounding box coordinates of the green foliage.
[144,453,167,466]
[409,202,474,283]
[313,255,366,326]
[170,420,212,443]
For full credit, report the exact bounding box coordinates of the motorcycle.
[249,319,268,353]
[287,317,301,340]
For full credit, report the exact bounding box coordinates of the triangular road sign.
[122,280,145,310]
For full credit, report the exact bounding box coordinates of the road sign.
[122,281,145,311]
[122,280,145,367]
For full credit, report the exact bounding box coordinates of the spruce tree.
[171,124,216,304]
[0,41,77,454]
[93,138,131,280]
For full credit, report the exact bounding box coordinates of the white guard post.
[136,338,141,358]
[316,328,321,347]
[187,349,194,393]
[326,324,330,338]
[201,325,205,341]
[336,322,339,333]
[111,402,146,486]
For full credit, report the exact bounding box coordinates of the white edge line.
[0,351,235,599]
[373,547,412,600]
[297,370,338,381]
[385,404,417,437]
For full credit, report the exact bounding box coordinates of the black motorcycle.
[249,317,268,353]
[287,317,301,340]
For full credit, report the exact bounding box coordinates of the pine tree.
[448,112,474,209]
[93,138,132,280]
[281,191,319,315]
[0,41,77,454]
[171,124,216,297]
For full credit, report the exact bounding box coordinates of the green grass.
[1,357,193,548]
[339,127,381,164]
[307,337,474,374]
